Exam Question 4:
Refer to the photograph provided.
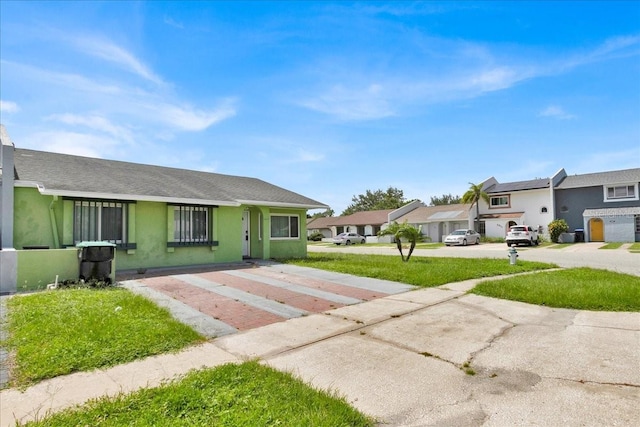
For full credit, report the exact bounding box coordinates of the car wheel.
[361,239,365,244]
[475,238,480,245]
[535,239,539,246]
[462,239,467,246]
[345,240,351,245]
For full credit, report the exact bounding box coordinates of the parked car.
[506,225,539,246]
[444,229,480,246]
[333,232,366,245]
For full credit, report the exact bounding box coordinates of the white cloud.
[152,100,237,131]
[164,15,184,29]
[26,131,119,158]
[300,83,395,120]
[0,100,20,113]
[539,105,577,120]
[46,113,134,142]
[72,37,165,86]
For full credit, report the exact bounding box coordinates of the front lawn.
[280,253,556,287]
[18,361,373,427]
[471,268,640,311]
[3,288,205,387]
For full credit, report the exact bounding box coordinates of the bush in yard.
[548,219,569,243]
[307,231,324,241]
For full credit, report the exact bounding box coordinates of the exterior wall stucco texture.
[11,190,310,284]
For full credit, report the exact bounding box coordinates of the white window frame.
[270,214,300,239]
[489,195,510,208]
[603,183,639,202]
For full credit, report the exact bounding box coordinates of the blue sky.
[1,1,639,214]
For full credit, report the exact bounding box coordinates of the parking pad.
[120,263,415,338]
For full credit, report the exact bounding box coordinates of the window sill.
[167,241,219,248]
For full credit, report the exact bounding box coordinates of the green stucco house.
[0,125,327,293]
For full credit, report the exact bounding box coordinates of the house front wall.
[266,208,308,259]
[556,185,640,242]
[481,188,553,238]
[11,188,309,288]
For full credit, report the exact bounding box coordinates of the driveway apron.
[120,262,415,339]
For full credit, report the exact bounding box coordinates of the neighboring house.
[306,216,334,239]
[477,172,561,239]
[390,201,473,242]
[327,209,394,237]
[553,168,640,242]
[0,126,327,293]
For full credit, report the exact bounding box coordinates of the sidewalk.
[2,270,639,427]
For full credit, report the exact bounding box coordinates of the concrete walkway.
[1,262,638,426]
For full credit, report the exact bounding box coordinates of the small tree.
[461,182,489,232]
[548,219,569,243]
[378,221,426,262]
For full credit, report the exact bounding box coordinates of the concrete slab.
[366,300,513,365]
[460,293,578,326]
[477,377,639,426]
[573,310,640,330]
[327,297,423,324]
[215,313,359,358]
[266,334,472,427]
[473,324,640,385]
[0,370,120,426]
[388,287,461,305]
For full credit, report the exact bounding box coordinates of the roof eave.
[236,199,329,210]
[15,181,239,206]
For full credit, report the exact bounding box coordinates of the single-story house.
[306,216,335,239]
[390,202,473,243]
[0,125,327,293]
[307,209,394,241]
[554,168,640,242]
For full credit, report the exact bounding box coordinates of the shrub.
[307,231,324,241]
[548,219,569,243]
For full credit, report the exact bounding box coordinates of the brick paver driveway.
[120,262,415,338]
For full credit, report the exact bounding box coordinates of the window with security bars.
[270,215,299,239]
[74,201,127,244]
[173,205,210,244]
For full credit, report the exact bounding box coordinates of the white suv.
[506,225,539,247]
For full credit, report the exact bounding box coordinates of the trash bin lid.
[575,228,584,232]
[76,241,117,248]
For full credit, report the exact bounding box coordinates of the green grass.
[599,242,623,249]
[280,253,556,287]
[3,288,205,387]
[471,268,640,311]
[20,361,373,427]
[629,242,640,253]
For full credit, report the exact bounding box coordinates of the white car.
[444,229,481,246]
[506,225,539,246]
[333,232,366,245]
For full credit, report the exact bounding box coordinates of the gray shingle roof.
[555,168,640,189]
[485,178,550,193]
[394,203,472,223]
[13,148,327,209]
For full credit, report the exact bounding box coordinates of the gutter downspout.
[49,196,60,248]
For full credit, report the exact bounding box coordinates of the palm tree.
[462,182,489,233]
[378,221,426,262]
